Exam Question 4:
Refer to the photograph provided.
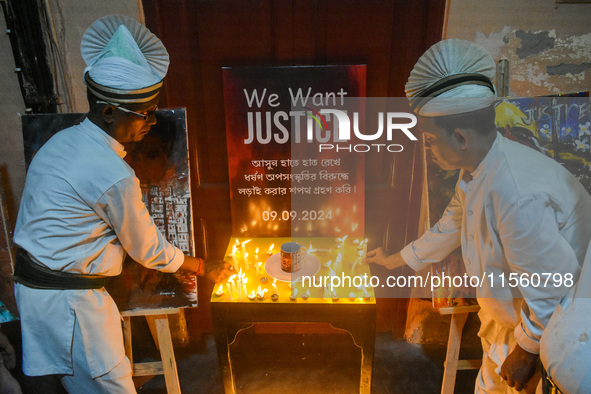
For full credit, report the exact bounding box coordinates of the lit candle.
[241,239,251,255]
[215,284,224,297]
[349,292,357,302]
[290,287,298,301]
[302,289,310,300]
[256,262,262,276]
[350,257,362,276]
[257,286,267,301]
[248,290,256,301]
[242,280,248,301]
[267,243,274,256]
[331,290,339,302]
[329,266,337,278]
[334,253,343,273]
[231,243,239,270]
[254,248,260,263]
[225,282,233,301]
[244,252,250,270]
[272,278,279,296]
[228,274,237,294]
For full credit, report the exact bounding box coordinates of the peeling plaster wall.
[44,0,143,113]
[445,0,591,96]
[0,10,26,229]
[0,0,140,226]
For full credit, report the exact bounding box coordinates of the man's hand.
[179,256,233,282]
[201,259,233,283]
[500,344,540,392]
[365,248,406,270]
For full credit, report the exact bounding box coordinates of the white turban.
[81,15,169,103]
[405,39,497,117]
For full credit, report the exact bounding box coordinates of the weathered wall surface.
[445,0,591,96]
[0,0,140,227]
[0,10,26,227]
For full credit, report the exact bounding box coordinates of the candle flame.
[228,274,237,282]
[268,244,274,253]
[255,247,259,254]
[217,284,224,293]
[241,239,252,246]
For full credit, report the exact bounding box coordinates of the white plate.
[264,252,321,282]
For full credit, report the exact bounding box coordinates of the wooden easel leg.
[147,314,181,394]
[122,316,133,366]
[146,315,160,351]
[441,312,469,394]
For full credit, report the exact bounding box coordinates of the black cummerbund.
[14,248,110,290]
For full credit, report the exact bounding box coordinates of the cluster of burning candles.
[212,236,374,303]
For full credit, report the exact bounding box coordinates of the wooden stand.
[439,305,482,394]
[121,308,181,394]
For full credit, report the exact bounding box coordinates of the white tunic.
[401,133,591,354]
[14,118,184,377]
[540,239,591,393]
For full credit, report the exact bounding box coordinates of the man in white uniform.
[366,39,591,393]
[13,15,231,393]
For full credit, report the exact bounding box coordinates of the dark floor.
[2,319,481,394]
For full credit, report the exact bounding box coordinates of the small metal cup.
[280,242,307,273]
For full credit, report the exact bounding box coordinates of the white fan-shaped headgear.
[81,15,170,103]
[405,39,497,116]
